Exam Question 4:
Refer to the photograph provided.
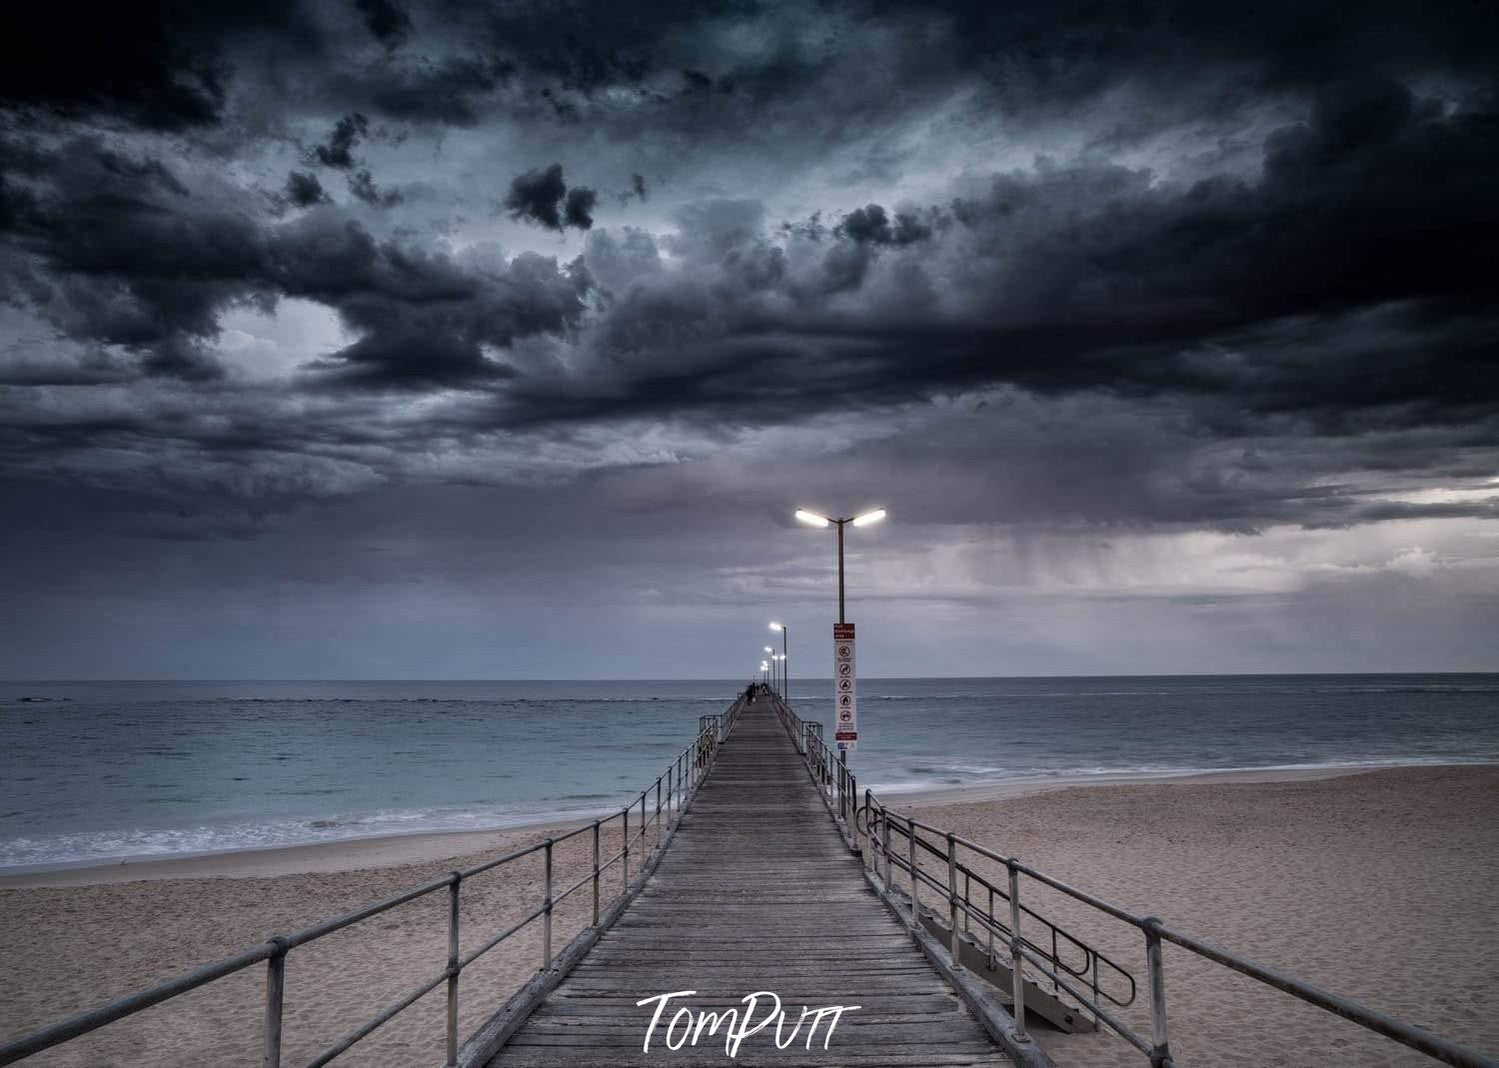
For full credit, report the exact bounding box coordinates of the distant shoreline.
[5,759,1491,888]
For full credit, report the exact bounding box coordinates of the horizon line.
[4,669,1497,684]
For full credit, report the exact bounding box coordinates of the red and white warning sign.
[833,622,857,750]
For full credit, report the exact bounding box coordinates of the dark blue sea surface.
[2,675,1496,869]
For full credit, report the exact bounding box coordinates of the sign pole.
[837,519,850,771]
[837,520,846,625]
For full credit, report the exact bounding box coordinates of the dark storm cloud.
[1,0,1496,546]
[355,0,413,50]
[504,164,596,231]
[913,0,1499,103]
[2,0,1492,146]
[563,187,597,230]
[504,164,566,229]
[510,78,1499,441]
[284,170,328,207]
[0,135,586,385]
[0,0,309,131]
[362,57,510,125]
[311,113,369,169]
[837,205,933,246]
[347,168,400,207]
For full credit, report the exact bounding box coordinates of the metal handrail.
[769,693,1496,1068]
[0,696,747,1068]
[870,808,1137,1009]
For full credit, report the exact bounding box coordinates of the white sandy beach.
[2,764,1495,1065]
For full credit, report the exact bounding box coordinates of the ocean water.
[2,675,1497,870]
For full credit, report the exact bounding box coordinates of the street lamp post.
[793,509,886,626]
[770,622,788,705]
[764,647,777,695]
[794,508,886,766]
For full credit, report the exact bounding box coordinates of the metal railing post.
[946,833,962,972]
[542,838,554,970]
[655,778,662,847]
[263,938,287,1068]
[908,821,919,931]
[1144,918,1172,1067]
[639,793,647,853]
[880,801,892,892]
[622,807,630,886]
[988,886,996,965]
[591,821,601,926]
[446,873,460,1066]
[1008,861,1026,1040]
[850,774,860,854]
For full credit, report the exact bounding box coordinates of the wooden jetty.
[473,692,1034,1066]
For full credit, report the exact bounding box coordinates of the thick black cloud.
[838,205,932,246]
[311,114,369,169]
[563,186,597,229]
[504,164,566,229]
[355,0,412,50]
[364,57,511,126]
[505,164,596,231]
[913,0,1499,104]
[0,0,309,130]
[2,0,1494,146]
[0,136,586,386]
[1,0,1497,545]
[284,170,328,207]
[506,78,1497,439]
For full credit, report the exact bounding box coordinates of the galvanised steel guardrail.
[769,692,1497,1068]
[766,693,1132,1012]
[891,817,1138,1011]
[0,698,745,1068]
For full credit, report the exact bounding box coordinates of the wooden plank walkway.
[484,694,1013,1066]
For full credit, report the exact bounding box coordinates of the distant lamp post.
[764,647,776,694]
[761,659,770,687]
[769,622,789,705]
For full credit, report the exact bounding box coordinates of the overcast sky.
[1,0,1496,679]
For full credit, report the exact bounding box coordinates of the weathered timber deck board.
[484,695,1013,1066]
